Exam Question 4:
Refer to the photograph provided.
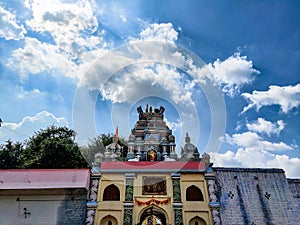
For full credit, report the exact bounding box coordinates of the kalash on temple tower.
[87,105,219,225]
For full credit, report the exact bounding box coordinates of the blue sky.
[0,0,299,177]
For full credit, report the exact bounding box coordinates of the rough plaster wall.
[287,179,300,222]
[288,179,300,198]
[214,168,300,225]
[57,193,87,225]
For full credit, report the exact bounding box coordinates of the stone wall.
[214,167,300,225]
[288,179,300,198]
[287,179,300,222]
[0,189,87,225]
[57,189,87,225]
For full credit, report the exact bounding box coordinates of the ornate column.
[86,174,101,225]
[172,173,183,225]
[123,173,134,225]
[205,171,221,225]
[123,204,134,225]
[125,173,134,202]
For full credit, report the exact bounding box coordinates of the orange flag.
[115,126,119,142]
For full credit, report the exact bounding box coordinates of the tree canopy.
[0,140,23,169]
[0,126,130,169]
[0,126,88,169]
[80,133,128,165]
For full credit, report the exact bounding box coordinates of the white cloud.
[0,5,26,40]
[16,87,44,99]
[7,37,80,78]
[165,118,182,132]
[242,84,300,113]
[246,118,285,137]
[0,111,68,143]
[212,130,298,177]
[210,149,300,178]
[225,131,293,152]
[189,53,260,96]
[99,63,194,107]
[24,0,102,53]
[6,0,108,79]
[139,22,178,43]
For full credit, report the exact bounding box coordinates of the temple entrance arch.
[138,205,168,225]
[189,216,207,225]
[100,215,118,225]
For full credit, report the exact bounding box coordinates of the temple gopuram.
[88,105,216,225]
[86,105,300,225]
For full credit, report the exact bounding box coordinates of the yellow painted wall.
[95,172,213,225]
[132,173,173,225]
[180,173,213,225]
[94,174,125,225]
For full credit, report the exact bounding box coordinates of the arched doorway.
[100,215,118,225]
[189,216,206,225]
[139,205,167,225]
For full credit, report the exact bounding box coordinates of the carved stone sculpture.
[207,180,218,202]
[89,179,99,201]
[212,209,221,225]
[86,209,95,225]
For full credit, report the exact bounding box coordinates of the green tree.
[20,126,88,168]
[0,140,23,169]
[80,133,128,165]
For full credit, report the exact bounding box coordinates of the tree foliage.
[0,126,88,169]
[80,133,128,165]
[20,126,88,168]
[0,140,23,169]
[0,126,130,169]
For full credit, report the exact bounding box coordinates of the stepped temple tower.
[88,105,216,225]
[86,105,300,225]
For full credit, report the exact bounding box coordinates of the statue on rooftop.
[137,106,146,120]
[159,106,165,119]
[181,132,199,161]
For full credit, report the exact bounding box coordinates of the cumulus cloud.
[189,53,260,96]
[0,5,27,40]
[210,149,300,178]
[246,118,285,137]
[7,38,79,78]
[225,131,293,152]
[242,84,300,113]
[0,111,68,143]
[212,129,298,177]
[165,118,182,132]
[24,0,102,53]
[6,0,108,78]
[138,22,178,43]
[99,63,194,107]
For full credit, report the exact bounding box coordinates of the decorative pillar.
[161,139,168,160]
[172,173,183,224]
[136,144,142,158]
[125,173,135,202]
[127,142,135,160]
[205,171,221,225]
[123,173,134,225]
[123,203,134,225]
[173,203,183,225]
[169,142,177,159]
[86,175,101,225]
[172,174,182,202]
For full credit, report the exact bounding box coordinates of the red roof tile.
[100,161,206,173]
[0,169,90,190]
